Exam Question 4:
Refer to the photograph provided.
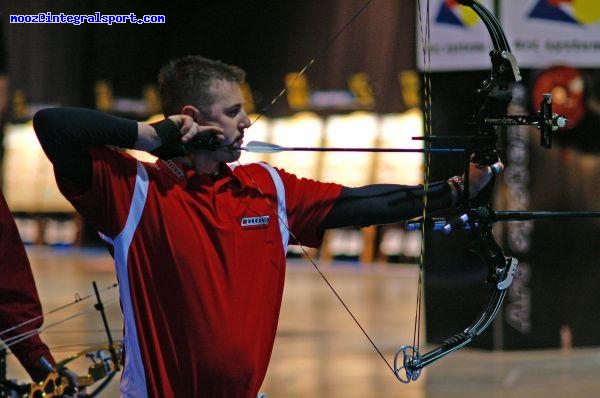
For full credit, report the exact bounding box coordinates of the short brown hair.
[158,55,246,116]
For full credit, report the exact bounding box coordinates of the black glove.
[149,118,187,159]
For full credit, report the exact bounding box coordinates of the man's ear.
[181,105,202,122]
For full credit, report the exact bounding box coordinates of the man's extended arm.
[321,162,499,229]
[321,182,453,229]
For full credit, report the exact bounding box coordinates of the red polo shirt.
[56,147,341,397]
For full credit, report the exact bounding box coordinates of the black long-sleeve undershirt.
[320,182,452,229]
[34,107,138,189]
[33,107,454,230]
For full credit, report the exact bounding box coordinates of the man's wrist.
[150,118,180,145]
[149,118,187,159]
[447,176,465,207]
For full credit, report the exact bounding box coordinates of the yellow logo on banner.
[458,3,480,27]
[572,0,600,25]
[436,0,483,28]
[529,0,600,25]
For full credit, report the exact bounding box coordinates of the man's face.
[199,79,250,163]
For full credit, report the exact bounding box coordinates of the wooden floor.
[5,246,600,397]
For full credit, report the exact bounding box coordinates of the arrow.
[242,140,465,154]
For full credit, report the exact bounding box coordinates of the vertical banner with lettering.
[501,1,600,68]
[416,0,494,71]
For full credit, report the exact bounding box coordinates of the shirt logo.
[162,160,185,179]
[241,216,270,228]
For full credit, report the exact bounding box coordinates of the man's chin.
[218,149,241,163]
[228,150,242,162]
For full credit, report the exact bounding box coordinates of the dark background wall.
[0,0,416,115]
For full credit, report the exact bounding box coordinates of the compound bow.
[394,0,566,382]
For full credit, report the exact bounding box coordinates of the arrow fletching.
[243,141,285,153]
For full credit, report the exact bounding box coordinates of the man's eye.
[227,107,240,117]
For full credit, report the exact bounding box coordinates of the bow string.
[231,0,405,379]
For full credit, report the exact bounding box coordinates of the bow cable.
[233,0,399,377]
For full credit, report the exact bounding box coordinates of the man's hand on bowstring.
[139,114,225,159]
[167,115,225,147]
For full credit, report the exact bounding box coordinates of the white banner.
[501,0,600,68]
[416,0,495,71]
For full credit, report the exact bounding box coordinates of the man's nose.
[239,112,251,129]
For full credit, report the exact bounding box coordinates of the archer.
[33,55,499,397]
